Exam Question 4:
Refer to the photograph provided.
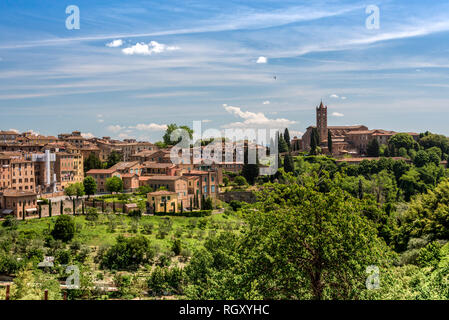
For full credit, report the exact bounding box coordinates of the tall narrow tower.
[316,101,327,144]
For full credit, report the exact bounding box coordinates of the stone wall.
[218,191,257,204]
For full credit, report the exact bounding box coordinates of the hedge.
[153,210,212,217]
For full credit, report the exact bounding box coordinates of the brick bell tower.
[316,100,327,144]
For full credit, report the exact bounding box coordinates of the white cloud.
[222,104,295,128]
[262,100,270,105]
[332,112,344,117]
[8,128,19,133]
[256,56,268,64]
[106,39,123,48]
[330,94,339,98]
[118,132,134,140]
[81,132,95,139]
[97,119,104,123]
[131,123,168,131]
[290,130,303,138]
[24,129,40,136]
[122,41,179,56]
[341,96,347,100]
[202,119,212,123]
[107,125,125,133]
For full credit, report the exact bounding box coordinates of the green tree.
[327,130,333,155]
[100,235,154,270]
[283,153,294,173]
[414,150,430,167]
[310,128,320,155]
[234,176,247,186]
[366,139,380,157]
[107,151,122,168]
[419,133,449,154]
[284,128,291,151]
[106,176,123,194]
[51,215,76,242]
[278,133,288,153]
[84,153,102,172]
[163,124,193,146]
[388,133,417,155]
[83,176,97,198]
[185,178,389,300]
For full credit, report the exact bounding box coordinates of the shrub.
[101,235,154,270]
[229,200,243,211]
[51,215,76,242]
[142,222,154,235]
[2,215,18,229]
[172,239,182,256]
[128,209,142,218]
[85,207,99,221]
[147,266,184,296]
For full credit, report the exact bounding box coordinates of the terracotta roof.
[142,162,174,168]
[110,161,139,171]
[1,189,37,197]
[121,173,138,178]
[148,190,177,196]
[139,175,182,181]
[87,169,117,174]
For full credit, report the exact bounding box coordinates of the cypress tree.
[72,198,76,215]
[190,198,193,212]
[38,203,42,219]
[367,139,380,157]
[22,201,25,221]
[153,202,156,214]
[283,153,294,173]
[181,201,184,214]
[164,200,167,213]
[328,130,333,155]
[284,128,291,151]
[48,200,52,217]
[60,201,63,215]
[310,128,320,155]
[201,195,205,210]
[82,200,85,215]
[358,179,364,200]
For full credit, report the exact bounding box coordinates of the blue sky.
[1,0,449,141]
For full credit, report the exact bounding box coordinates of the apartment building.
[86,168,121,193]
[0,189,38,218]
[147,190,179,213]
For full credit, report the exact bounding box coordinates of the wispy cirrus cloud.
[130,123,168,131]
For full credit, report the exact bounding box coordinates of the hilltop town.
[1,101,448,219]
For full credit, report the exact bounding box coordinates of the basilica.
[291,101,419,156]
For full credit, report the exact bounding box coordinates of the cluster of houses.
[0,130,254,218]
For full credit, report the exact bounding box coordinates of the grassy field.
[10,212,244,253]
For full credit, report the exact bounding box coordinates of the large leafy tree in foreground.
[185,174,390,300]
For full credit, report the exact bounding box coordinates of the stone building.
[293,101,419,156]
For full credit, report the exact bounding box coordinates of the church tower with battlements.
[316,101,327,143]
